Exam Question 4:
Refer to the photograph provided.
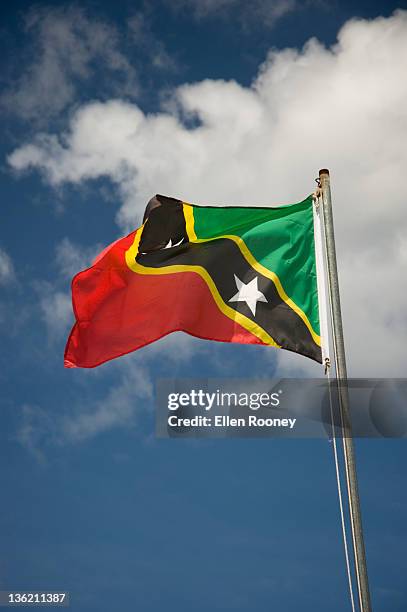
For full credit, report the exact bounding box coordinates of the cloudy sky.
[1,1,407,611]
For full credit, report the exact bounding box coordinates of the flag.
[64,194,322,368]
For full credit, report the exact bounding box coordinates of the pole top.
[319,168,330,177]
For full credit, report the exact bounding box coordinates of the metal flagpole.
[318,168,372,612]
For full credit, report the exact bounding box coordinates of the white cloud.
[16,404,54,463]
[1,6,178,122]
[39,286,73,339]
[15,323,213,455]
[16,358,153,456]
[127,12,177,71]
[166,0,298,27]
[0,247,15,285]
[8,10,407,375]
[60,361,153,442]
[55,237,102,278]
[1,6,138,121]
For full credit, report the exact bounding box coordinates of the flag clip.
[313,178,322,208]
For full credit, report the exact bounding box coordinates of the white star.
[229,275,268,316]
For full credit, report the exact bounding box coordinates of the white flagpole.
[313,192,330,367]
[318,168,372,612]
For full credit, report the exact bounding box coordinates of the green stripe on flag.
[190,196,320,335]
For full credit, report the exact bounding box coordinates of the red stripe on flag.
[64,240,263,368]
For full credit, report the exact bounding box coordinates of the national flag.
[64,194,322,368]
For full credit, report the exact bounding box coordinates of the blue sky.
[1,1,407,611]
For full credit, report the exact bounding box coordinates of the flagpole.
[319,169,372,612]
